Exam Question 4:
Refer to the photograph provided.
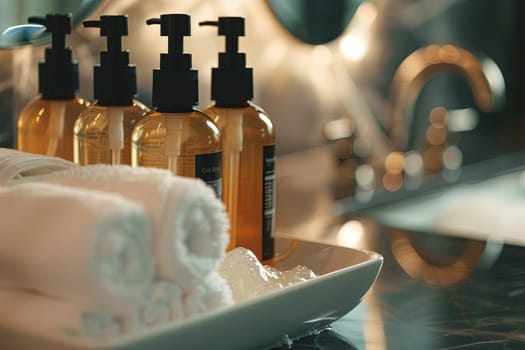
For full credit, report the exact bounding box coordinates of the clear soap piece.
[218,247,317,303]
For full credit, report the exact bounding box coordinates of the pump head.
[200,17,253,107]
[83,15,137,106]
[147,14,198,113]
[28,14,79,99]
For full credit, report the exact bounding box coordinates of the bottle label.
[195,151,222,198]
[262,145,276,260]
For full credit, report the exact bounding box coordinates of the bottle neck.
[96,97,134,107]
[41,92,76,100]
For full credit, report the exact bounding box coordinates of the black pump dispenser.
[28,14,79,99]
[200,17,253,108]
[147,14,198,113]
[83,16,136,106]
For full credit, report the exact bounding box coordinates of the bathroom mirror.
[266,0,363,45]
[0,0,101,48]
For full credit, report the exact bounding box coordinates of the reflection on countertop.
[274,146,525,349]
[332,224,525,349]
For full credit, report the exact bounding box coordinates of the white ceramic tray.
[0,239,383,350]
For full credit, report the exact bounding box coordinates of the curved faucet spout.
[389,44,505,151]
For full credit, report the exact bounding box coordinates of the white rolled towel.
[0,288,122,348]
[0,182,155,309]
[121,281,185,334]
[27,165,229,287]
[0,148,76,186]
[183,272,234,318]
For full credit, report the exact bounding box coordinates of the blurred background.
[1,0,525,210]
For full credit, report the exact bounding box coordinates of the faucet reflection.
[390,229,485,287]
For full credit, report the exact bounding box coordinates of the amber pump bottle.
[74,15,149,165]
[132,14,222,197]
[200,17,276,260]
[17,14,88,161]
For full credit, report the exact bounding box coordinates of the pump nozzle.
[199,18,244,64]
[83,15,136,106]
[28,15,70,51]
[199,17,252,107]
[146,16,189,62]
[27,14,78,99]
[147,14,198,113]
[84,16,127,65]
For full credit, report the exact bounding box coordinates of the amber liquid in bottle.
[74,100,149,165]
[131,109,222,195]
[205,101,275,261]
[17,96,89,161]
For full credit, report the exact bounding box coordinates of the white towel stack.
[0,148,233,344]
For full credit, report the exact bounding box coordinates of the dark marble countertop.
[271,147,525,350]
[271,222,525,350]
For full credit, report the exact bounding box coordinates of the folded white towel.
[183,272,234,318]
[0,148,76,186]
[0,288,122,347]
[29,165,229,287]
[0,182,155,309]
[203,273,234,312]
[121,281,185,334]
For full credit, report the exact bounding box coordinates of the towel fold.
[0,182,155,309]
[183,272,234,318]
[0,288,122,346]
[28,164,229,287]
[0,148,76,186]
[121,281,185,333]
